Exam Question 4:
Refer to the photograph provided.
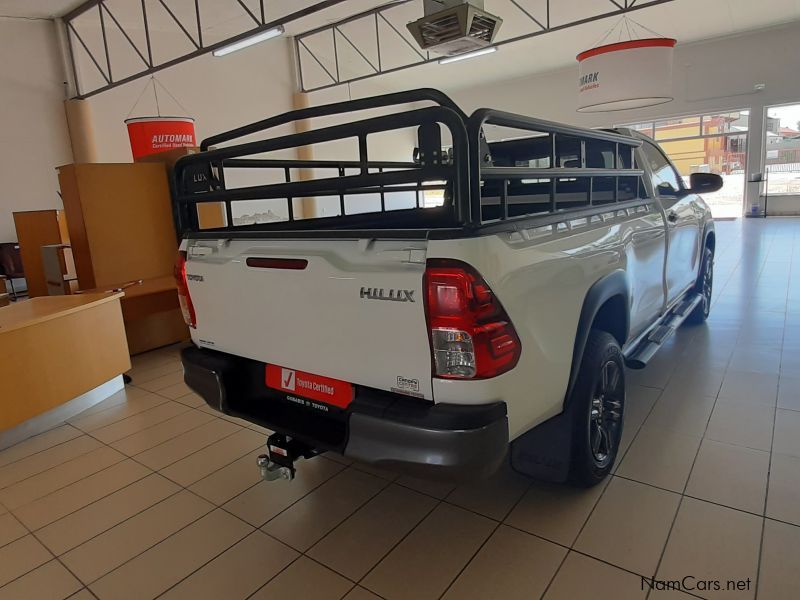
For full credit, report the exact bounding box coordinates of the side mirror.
[687,172,723,195]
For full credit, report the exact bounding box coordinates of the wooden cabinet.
[57,163,178,289]
[13,210,70,298]
[57,163,189,354]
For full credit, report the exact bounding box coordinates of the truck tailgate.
[184,238,433,400]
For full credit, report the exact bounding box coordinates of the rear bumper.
[182,345,508,480]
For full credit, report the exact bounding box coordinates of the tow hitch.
[257,433,319,482]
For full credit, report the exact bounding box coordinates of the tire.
[568,330,626,487]
[686,246,713,325]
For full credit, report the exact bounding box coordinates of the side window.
[640,142,681,197]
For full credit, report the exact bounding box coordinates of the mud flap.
[509,408,573,483]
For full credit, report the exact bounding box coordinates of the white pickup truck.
[172,89,720,486]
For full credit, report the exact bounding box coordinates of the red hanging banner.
[125,116,196,160]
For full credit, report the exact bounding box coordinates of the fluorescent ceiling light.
[213,26,285,57]
[439,46,497,65]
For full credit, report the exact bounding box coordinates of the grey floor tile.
[249,556,353,600]
[362,503,495,600]
[685,439,769,514]
[158,531,297,600]
[705,401,774,451]
[36,473,180,556]
[262,468,386,552]
[308,483,437,581]
[442,525,565,600]
[758,519,800,599]
[89,509,252,600]
[543,551,647,600]
[657,498,761,599]
[505,478,608,546]
[575,477,680,575]
[0,559,82,600]
[766,452,800,526]
[61,490,214,584]
[223,456,344,527]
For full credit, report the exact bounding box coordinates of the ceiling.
[0,0,392,28]
[4,0,799,41]
[0,0,84,18]
[323,0,800,95]
[5,0,800,98]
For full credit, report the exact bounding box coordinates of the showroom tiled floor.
[1,218,800,600]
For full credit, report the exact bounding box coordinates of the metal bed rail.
[172,101,470,234]
[469,109,646,224]
[172,89,649,235]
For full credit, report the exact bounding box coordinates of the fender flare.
[565,270,630,401]
[702,220,715,251]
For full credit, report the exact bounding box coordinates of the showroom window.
[640,141,682,196]
[763,103,800,195]
[622,110,749,218]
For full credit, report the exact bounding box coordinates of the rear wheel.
[687,246,714,325]
[568,330,625,487]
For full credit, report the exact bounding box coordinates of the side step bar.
[624,293,703,369]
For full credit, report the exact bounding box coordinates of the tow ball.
[257,433,319,482]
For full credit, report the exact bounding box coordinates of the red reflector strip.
[174,250,196,328]
[490,333,516,357]
[246,257,308,270]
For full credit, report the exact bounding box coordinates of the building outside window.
[763,103,800,196]
[621,111,749,218]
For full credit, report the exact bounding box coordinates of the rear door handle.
[667,211,678,223]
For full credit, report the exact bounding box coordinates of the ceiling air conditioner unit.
[407,0,502,57]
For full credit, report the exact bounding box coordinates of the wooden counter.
[80,276,189,354]
[0,293,131,435]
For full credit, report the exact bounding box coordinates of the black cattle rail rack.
[171,88,646,237]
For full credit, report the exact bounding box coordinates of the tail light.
[174,251,196,328]
[424,259,521,379]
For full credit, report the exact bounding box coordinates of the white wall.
[0,20,297,241]
[82,19,800,219]
[764,195,800,216]
[85,36,297,163]
[0,18,73,241]
[77,34,299,224]
[446,22,800,213]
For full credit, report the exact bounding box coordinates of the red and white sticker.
[265,365,353,409]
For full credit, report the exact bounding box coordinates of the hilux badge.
[360,287,415,302]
